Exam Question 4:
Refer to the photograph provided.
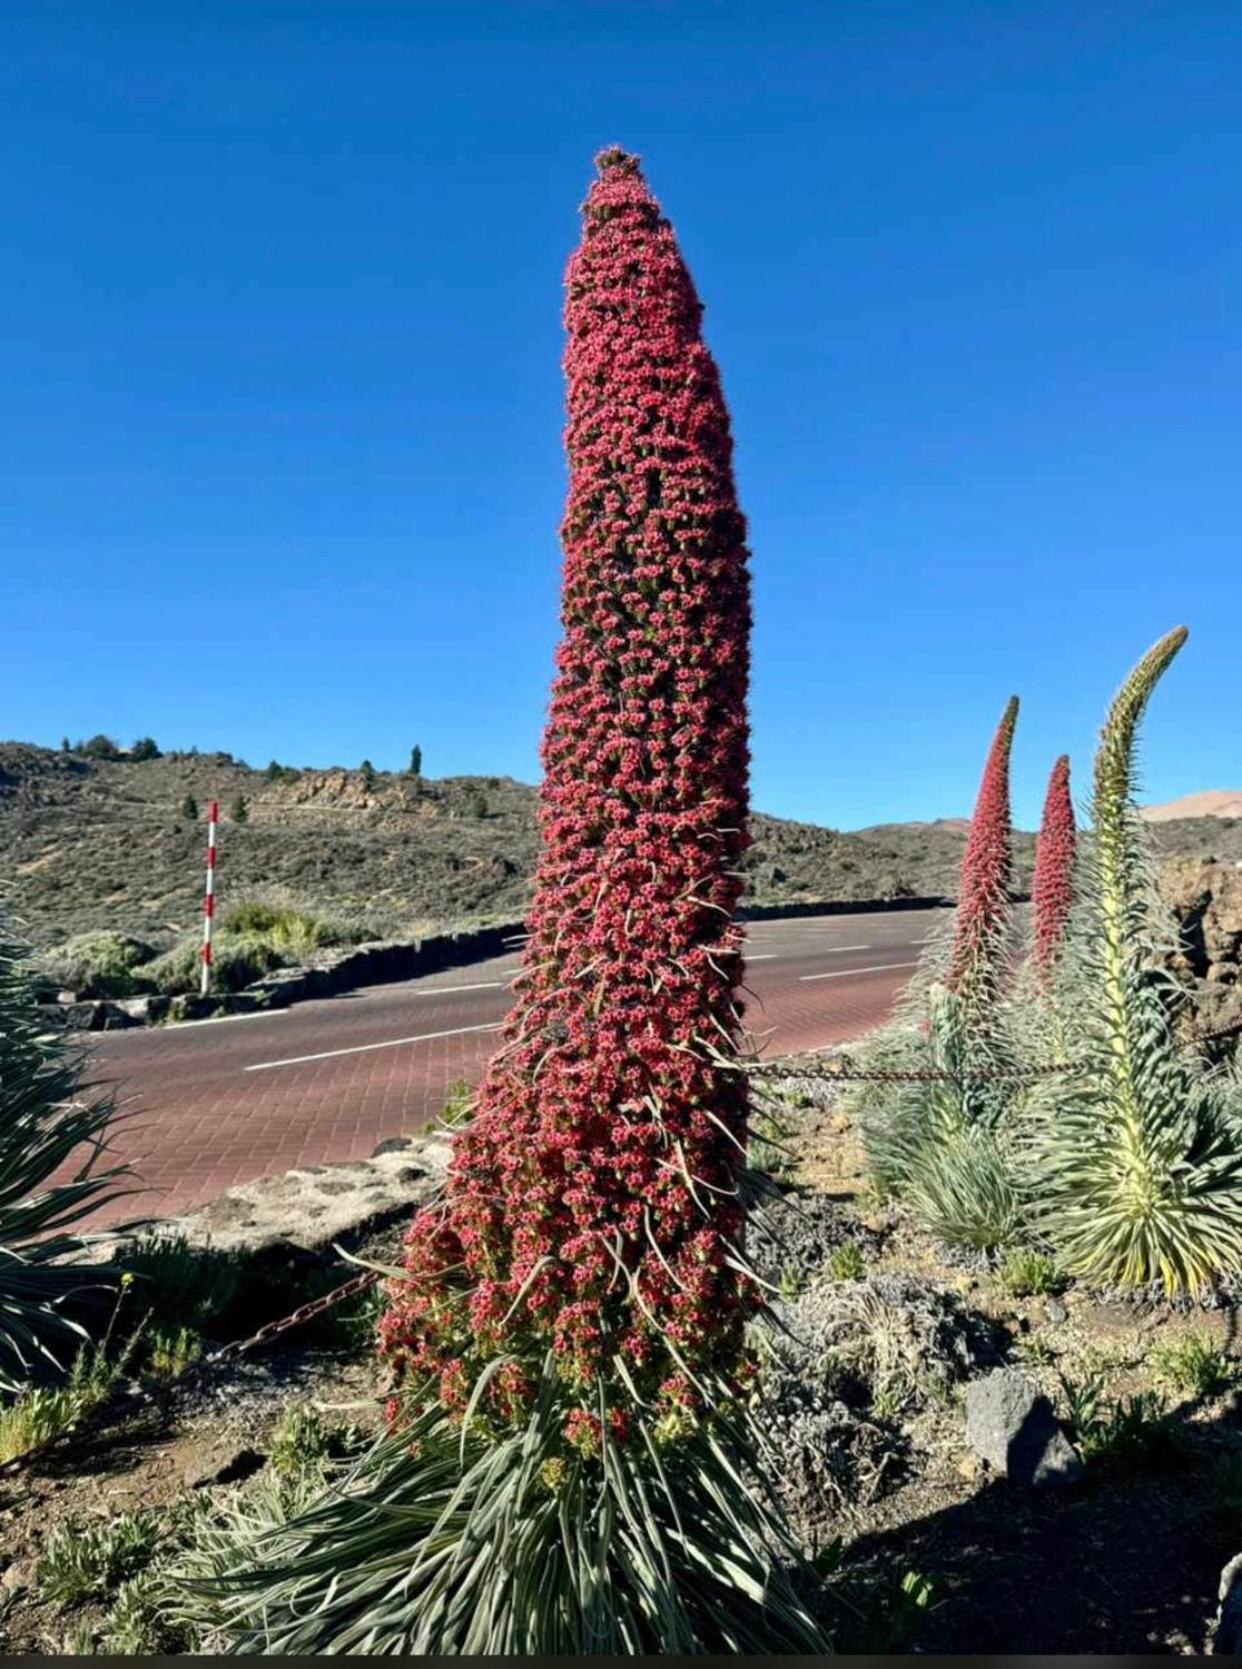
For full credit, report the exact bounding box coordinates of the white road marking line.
[245,1021,503,1072]
[162,1009,292,1030]
[746,953,778,961]
[799,961,918,983]
[406,980,505,996]
[818,944,870,954]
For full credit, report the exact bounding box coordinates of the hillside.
[1141,788,1242,822]
[2,742,1238,952]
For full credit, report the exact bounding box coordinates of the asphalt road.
[83,907,948,1226]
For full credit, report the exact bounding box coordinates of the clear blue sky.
[3,2,1239,830]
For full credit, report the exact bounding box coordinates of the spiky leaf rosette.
[856,982,1027,1251]
[946,696,1019,1019]
[1030,627,1242,1293]
[170,1375,827,1655]
[1032,754,1076,973]
[0,914,127,1392]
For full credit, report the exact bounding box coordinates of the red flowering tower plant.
[855,698,1027,1251]
[378,145,757,1438]
[197,150,827,1656]
[946,695,1020,1019]
[1032,754,1076,975]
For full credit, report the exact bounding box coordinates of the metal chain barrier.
[749,1055,1078,1085]
[0,1267,383,1481]
[206,1269,380,1366]
[749,1015,1241,1087]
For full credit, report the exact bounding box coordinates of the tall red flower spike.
[380,149,755,1436]
[946,696,1019,1012]
[1032,753,1076,972]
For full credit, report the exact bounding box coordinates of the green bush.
[37,931,157,998]
[38,1509,162,1604]
[79,734,121,761]
[146,934,283,995]
[117,1233,246,1334]
[996,1248,1061,1297]
[1151,1330,1235,1399]
[129,737,161,761]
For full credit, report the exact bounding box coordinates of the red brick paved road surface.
[82,908,947,1227]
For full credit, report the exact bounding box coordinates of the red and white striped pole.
[200,799,219,997]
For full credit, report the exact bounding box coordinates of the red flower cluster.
[381,149,755,1427]
[946,696,1019,1011]
[1032,754,1076,971]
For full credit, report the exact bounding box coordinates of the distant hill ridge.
[1,741,1238,952]
[1141,789,1242,822]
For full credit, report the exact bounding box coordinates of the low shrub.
[116,1232,246,1334]
[145,934,283,995]
[144,898,369,995]
[996,1248,1062,1297]
[0,1330,135,1463]
[37,931,157,998]
[38,1509,162,1604]
[1151,1329,1235,1399]
[1059,1369,1176,1467]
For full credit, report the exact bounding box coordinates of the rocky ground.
[5,1074,1242,1653]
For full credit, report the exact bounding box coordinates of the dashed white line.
[799,961,918,983]
[245,1021,503,1073]
[162,1008,292,1030]
[407,980,505,997]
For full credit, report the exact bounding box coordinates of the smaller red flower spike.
[1032,754,1076,971]
[947,696,1019,1012]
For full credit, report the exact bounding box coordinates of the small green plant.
[827,1241,866,1282]
[1151,1329,1235,1399]
[1012,1333,1057,1370]
[777,1262,803,1301]
[38,1509,162,1605]
[147,1324,203,1380]
[441,1078,475,1128]
[996,1247,1061,1297]
[0,1320,137,1463]
[179,793,199,822]
[359,760,376,790]
[129,736,161,761]
[1060,1368,1174,1467]
[747,1110,793,1179]
[102,1572,171,1653]
[230,794,249,824]
[269,1405,332,1477]
[118,1233,245,1334]
[408,743,422,778]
